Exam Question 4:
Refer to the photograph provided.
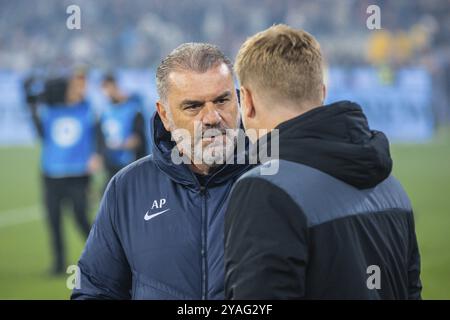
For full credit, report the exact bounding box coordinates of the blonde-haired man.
[224,25,421,299]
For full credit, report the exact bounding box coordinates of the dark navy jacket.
[72,114,250,299]
[225,101,422,299]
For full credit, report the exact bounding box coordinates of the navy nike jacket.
[71,114,250,300]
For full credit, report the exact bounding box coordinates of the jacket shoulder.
[237,159,412,227]
[113,154,158,185]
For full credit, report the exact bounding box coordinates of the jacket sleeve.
[71,177,132,300]
[407,212,422,299]
[224,177,309,300]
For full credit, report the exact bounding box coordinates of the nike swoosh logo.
[144,208,171,221]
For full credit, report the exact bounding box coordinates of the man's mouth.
[202,129,226,142]
[202,133,225,143]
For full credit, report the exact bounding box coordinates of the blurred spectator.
[0,0,448,123]
[0,1,447,69]
[24,69,99,275]
[98,73,148,183]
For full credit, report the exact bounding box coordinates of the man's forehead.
[167,64,233,101]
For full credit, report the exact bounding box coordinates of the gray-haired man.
[72,43,250,299]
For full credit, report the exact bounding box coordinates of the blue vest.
[40,101,95,177]
[100,96,141,167]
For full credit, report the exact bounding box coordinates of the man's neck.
[270,101,322,130]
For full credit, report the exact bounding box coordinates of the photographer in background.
[24,69,100,275]
[98,74,147,183]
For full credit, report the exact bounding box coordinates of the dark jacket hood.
[272,100,392,189]
[151,113,250,191]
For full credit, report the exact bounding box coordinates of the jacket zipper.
[200,185,208,300]
[194,167,227,300]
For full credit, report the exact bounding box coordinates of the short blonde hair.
[235,24,324,106]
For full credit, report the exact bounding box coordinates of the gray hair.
[156,43,233,102]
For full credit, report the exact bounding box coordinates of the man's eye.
[215,98,229,105]
[185,104,201,110]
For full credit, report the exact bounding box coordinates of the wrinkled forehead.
[167,63,234,103]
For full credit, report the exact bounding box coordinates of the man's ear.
[240,86,256,119]
[156,101,171,131]
[322,84,327,104]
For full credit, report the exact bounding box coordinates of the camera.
[23,76,69,107]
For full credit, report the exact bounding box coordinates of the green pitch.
[0,128,449,299]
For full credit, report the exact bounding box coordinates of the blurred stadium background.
[0,0,449,299]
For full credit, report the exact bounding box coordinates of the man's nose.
[201,102,222,126]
